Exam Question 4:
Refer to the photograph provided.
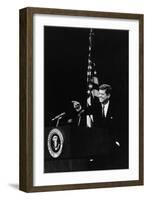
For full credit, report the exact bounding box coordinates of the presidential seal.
[47,128,64,158]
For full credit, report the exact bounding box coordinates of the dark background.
[44,26,128,127]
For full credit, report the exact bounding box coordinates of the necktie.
[102,105,105,118]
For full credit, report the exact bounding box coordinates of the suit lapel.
[106,101,113,119]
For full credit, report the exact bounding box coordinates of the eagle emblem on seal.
[47,128,64,158]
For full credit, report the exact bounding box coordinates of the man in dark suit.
[68,84,121,151]
[90,84,114,128]
[87,84,128,169]
[90,84,123,148]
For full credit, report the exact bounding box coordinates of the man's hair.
[99,84,112,95]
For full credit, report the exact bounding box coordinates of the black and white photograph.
[44,26,129,173]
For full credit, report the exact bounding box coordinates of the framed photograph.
[19,7,144,192]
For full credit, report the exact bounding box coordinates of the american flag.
[86,29,99,127]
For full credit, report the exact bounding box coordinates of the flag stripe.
[86,29,99,127]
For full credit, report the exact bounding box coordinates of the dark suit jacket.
[89,98,115,128]
[86,97,127,141]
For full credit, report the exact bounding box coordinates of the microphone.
[51,112,66,121]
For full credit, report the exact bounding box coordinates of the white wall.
[0,0,146,199]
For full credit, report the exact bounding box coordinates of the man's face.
[98,89,110,104]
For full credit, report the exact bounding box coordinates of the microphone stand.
[56,116,62,127]
[51,112,66,127]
